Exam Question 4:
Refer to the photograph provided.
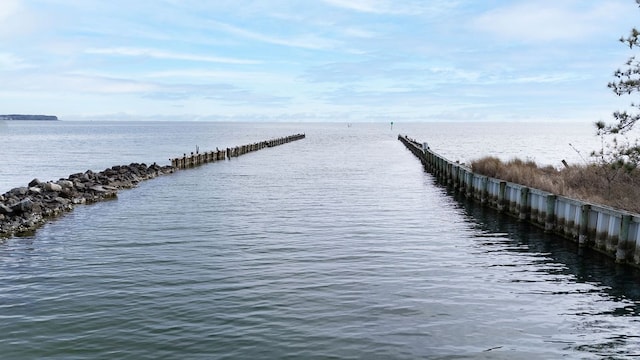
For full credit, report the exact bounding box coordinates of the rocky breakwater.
[0,163,175,238]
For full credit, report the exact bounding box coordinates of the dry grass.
[471,156,640,214]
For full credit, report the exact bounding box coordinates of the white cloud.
[0,0,21,21]
[342,27,377,39]
[322,0,390,14]
[472,1,630,43]
[36,73,156,94]
[85,47,260,65]
[144,69,296,85]
[0,0,631,122]
[507,73,586,84]
[210,21,339,50]
[0,53,32,70]
[50,71,290,106]
[0,0,38,38]
[321,0,458,16]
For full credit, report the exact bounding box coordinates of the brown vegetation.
[471,156,640,214]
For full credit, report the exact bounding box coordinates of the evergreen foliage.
[593,0,640,171]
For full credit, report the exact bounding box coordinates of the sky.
[1,0,639,122]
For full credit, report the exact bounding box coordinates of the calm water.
[1,121,639,359]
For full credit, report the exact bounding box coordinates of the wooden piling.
[579,204,591,246]
[545,195,557,232]
[617,215,633,262]
[397,134,640,269]
[170,133,305,170]
[518,187,530,221]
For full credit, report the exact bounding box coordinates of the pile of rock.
[0,163,175,238]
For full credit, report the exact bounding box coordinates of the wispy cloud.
[0,0,21,21]
[7,69,289,107]
[144,69,296,86]
[142,82,290,105]
[210,20,340,50]
[507,73,587,84]
[302,60,482,85]
[342,27,377,39]
[322,0,459,16]
[322,0,392,14]
[0,53,32,71]
[0,0,39,38]
[0,0,634,122]
[85,47,261,65]
[55,74,156,94]
[472,1,629,43]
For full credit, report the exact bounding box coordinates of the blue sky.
[1,0,639,122]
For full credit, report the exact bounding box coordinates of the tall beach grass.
[471,156,640,214]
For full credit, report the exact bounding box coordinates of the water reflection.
[447,189,640,356]
[453,190,640,308]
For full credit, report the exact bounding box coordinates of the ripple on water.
[0,123,639,359]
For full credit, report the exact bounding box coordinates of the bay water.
[1,121,639,359]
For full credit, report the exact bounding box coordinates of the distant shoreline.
[0,114,59,121]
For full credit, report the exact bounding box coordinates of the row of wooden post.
[170,133,305,170]
[398,134,640,268]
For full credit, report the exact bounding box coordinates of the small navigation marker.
[390,121,394,130]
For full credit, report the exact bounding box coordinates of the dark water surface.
[1,121,639,359]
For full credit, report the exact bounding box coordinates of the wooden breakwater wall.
[170,133,306,169]
[398,134,640,267]
[0,133,305,239]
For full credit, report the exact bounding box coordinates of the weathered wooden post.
[456,167,464,194]
[519,187,530,221]
[425,151,432,171]
[498,181,507,212]
[616,215,632,263]
[446,163,452,185]
[579,204,591,246]
[465,172,473,198]
[545,195,557,232]
[481,176,489,204]
[451,164,459,190]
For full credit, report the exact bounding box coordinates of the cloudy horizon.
[1,0,638,122]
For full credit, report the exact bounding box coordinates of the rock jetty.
[0,133,305,239]
[0,163,174,238]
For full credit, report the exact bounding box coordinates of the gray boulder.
[44,182,63,192]
[10,187,28,196]
[0,204,13,215]
[89,185,109,193]
[57,180,74,189]
[10,198,33,214]
[54,197,70,205]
